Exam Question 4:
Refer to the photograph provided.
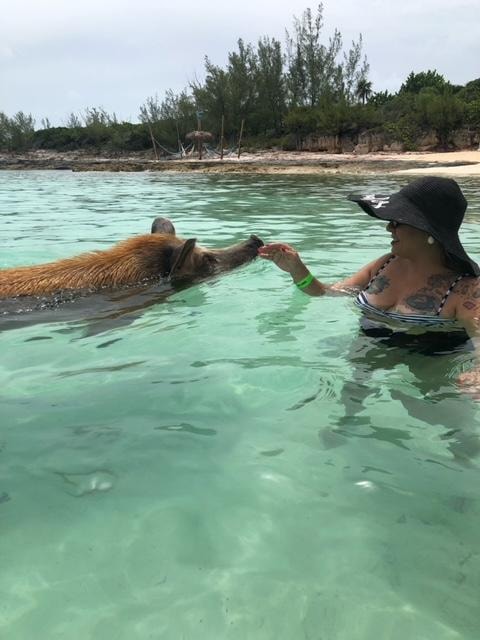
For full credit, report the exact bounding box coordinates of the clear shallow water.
[1,170,480,639]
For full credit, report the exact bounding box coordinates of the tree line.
[1,4,479,154]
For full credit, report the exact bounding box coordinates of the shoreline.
[1,150,480,177]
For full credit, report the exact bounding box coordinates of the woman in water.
[258,176,480,395]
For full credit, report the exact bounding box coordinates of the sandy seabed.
[1,149,480,177]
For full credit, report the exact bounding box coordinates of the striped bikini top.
[354,255,467,331]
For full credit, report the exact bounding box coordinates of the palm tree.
[356,78,373,105]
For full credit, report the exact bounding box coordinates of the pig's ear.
[151,217,176,235]
[169,238,197,277]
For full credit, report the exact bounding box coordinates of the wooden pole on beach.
[237,119,245,159]
[220,114,225,160]
[197,113,203,161]
[148,124,159,161]
[175,120,182,157]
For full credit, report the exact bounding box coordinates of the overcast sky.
[1,0,479,126]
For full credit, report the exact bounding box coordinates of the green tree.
[376,92,421,150]
[286,4,343,107]
[368,90,393,108]
[191,58,231,133]
[0,111,36,150]
[138,94,162,124]
[400,70,448,94]
[139,89,196,149]
[342,35,369,103]
[158,89,195,124]
[464,100,480,129]
[0,112,9,149]
[227,39,258,132]
[417,88,464,148]
[65,112,82,128]
[284,106,319,148]
[355,78,373,105]
[83,106,117,126]
[285,39,307,108]
[458,78,480,103]
[255,37,286,133]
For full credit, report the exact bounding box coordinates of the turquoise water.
[1,170,480,639]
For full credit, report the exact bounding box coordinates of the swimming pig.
[0,217,263,299]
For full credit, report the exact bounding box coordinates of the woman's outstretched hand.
[258,242,326,295]
[258,243,305,276]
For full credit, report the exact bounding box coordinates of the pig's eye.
[204,254,218,267]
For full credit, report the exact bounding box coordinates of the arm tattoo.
[367,275,390,294]
[460,280,480,311]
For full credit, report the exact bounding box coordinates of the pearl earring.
[427,236,435,245]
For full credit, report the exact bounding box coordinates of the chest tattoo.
[367,269,470,315]
[367,275,390,294]
[404,274,455,314]
[405,293,439,313]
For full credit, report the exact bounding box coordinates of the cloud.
[0,45,14,59]
[1,0,479,124]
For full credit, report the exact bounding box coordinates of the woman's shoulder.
[451,275,480,319]
[365,253,395,274]
[355,253,397,285]
[453,274,480,294]
[331,253,394,292]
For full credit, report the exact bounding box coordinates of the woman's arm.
[258,243,390,297]
[453,278,480,397]
[257,243,325,295]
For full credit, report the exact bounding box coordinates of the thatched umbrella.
[186,130,213,160]
[186,130,213,142]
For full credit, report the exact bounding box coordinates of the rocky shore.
[1,149,480,176]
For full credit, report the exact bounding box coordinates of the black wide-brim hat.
[348,176,480,277]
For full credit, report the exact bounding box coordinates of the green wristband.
[295,273,314,290]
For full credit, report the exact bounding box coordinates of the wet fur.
[0,234,186,298]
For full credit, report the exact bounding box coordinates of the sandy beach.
[230,150,480,177]
[385,150,480,176]
[1,149,480,176]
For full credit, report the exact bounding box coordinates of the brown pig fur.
[0,234,207,299]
